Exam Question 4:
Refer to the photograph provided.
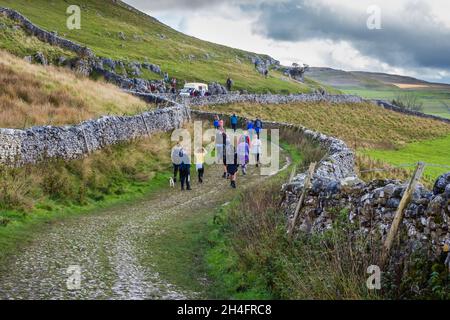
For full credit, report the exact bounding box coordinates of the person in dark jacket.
[178,146,191,191]
[254,117,263,139]
[171,142,182,183]
[230,114,238,132]
[226,77,233,91]
[225,144,239,189]
[222,131,229,178]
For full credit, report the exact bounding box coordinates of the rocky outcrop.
[208,82,228,95]
[250,54,280,75]
[0,95,190,165]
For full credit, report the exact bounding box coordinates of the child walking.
[194,147,206,183]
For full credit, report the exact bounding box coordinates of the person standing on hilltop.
[171,78,177,94]
[230,113,238,132]
[226,77,233,92]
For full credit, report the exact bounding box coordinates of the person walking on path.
[221,131,230,179]
[194,147,206,184]
[230,114,238,132]
[171,142,182,183]
[246,119,254,137]
[215,127,226,178]
[237,136,250,176]
[226,77,233,92]
[225,144,239,189]
[213,115,220,129]
[252,136,262,167]
[254,117,263,139]
[179,146,191,191]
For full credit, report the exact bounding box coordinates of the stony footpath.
[0,143,288,300]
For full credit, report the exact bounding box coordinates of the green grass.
[362,134,450,181]
[0,15,76,62]
[342,87,450,119]
[194,102,450,183]
[0,0,332,94]
[194,101,450,149]
[0,134,173,265]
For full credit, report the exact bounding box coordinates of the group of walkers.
[171,114,263,191]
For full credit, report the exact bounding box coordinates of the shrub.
[392,93,424,112]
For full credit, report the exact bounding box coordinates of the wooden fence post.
[81,125,91,154]
[141,114,150,136]
[288,165,297,183]
[380,162,426,267]
[287,162,317,242]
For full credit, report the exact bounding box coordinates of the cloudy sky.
[124,0,450,83]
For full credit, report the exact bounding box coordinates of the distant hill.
[306,67,450,119]
[0,0,334,94]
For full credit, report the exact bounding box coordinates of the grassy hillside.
[193,102,450,180]
[0,0,329,94]
[0,50,148,128]
[306,68,450,119]
[0,132,173,262]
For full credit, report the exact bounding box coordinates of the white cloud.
[124,0,450,83]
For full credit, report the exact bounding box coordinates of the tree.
[392,93,424,112]
[289,63,309,82]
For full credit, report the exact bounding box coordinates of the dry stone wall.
[0,96,190,165]
[0,7,93,58]
[191,109,450,262]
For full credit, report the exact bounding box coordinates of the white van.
[179,83,208,97]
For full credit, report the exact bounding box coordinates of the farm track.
[0,144,289,300]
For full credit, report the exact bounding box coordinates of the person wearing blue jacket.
[230,114,238,132]
[246,119,254,136]
[254,117,263,138]
[213,115,220,129]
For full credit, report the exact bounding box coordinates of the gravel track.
[0,143,289,300]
